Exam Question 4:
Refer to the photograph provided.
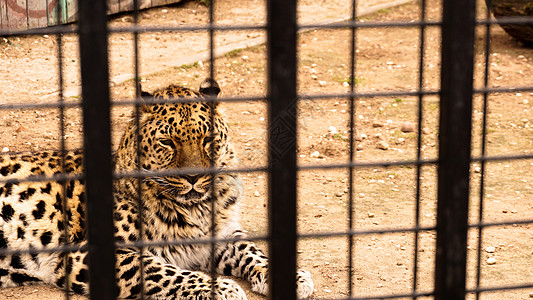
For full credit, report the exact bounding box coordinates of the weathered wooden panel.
[0,0,7,30]
[1,0,182,31]
[5,0,28,29]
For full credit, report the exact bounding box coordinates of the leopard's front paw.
[170,275,247,300]
[297,269,314,299]
[249,266,313,299]
[214,278,248,300]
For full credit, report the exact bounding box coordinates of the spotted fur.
[0,79,313,299]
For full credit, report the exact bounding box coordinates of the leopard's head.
[116,79,237,206]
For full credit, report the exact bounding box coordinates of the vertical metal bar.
[25,0,29,29]
[412,0,426,298]
[55,3,71,299]
[208,0,217,299]
[267,0,297,298]
[131,0,146,299]
[347,0,357,297]
[77,0,117,299]
[475,1,493,298]
[435,0,476,299]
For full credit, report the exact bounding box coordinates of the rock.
[328,126,338,134]
[396,138,405,144]
[372,121,384,128]
[487,0,533,46]
[376,141,389,150]
[356,144,364,151]
[401,122,415,132]
[485,246,496,253]
[318,80,327,86]
[310,151,321,158]
[486,257,497,265]
[368,212,375,218]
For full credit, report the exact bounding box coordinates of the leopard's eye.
[159,138,175,148]
[203,136,214,144]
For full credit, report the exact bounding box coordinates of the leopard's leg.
[212,230,314,299]
[115,248,247,300]
[54,250,90,295]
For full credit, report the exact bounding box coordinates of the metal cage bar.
[435,0,477,299]
[267,0,298,299]
[78,0,118,298]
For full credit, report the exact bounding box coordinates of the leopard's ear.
[136,80,152,99]
[136,80,153,113]
[199,78,221,98]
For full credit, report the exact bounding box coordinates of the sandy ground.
[0,0,532,299]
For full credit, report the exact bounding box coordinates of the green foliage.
[180,62,200,69]
[225,48,244,58]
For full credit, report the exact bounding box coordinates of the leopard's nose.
[182,174,201,184]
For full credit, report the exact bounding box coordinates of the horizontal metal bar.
[300,20,442,30]
[298,158,439,171]
[474,86,533,94]
[3,84,533,112]
[298,225,436,240]
[0,173,84,185]
[112,94,266,107]
[0,100,81,111]
[113,165,268,180]
[467,283,533,294]
[109,24,266,34]
[299,89,440,100]
[115,234,269,250]
[0,243,87,256]
[476,16,533,26]
[471,154,533,163]
[1,219,530,261]
[2,152,531,186]
[469,219,533,229]
[0,25,78,37]
[3,16,533,39]
[293,290,435,300]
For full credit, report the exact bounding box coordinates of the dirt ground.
[0,0,532,299]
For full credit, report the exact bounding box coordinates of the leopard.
[0,78,314,299]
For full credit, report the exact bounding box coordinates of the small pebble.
[376,140,389,150]
[368,213,375,218]
[328,126,338,134]
[318,80,327,86]
[2,147,9,152]
[485,246,496,253]
[486,257,497,265]
[401,122,414,133]
[310,151,320,158]
[253,191,260,197]
[372,121,384,128]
